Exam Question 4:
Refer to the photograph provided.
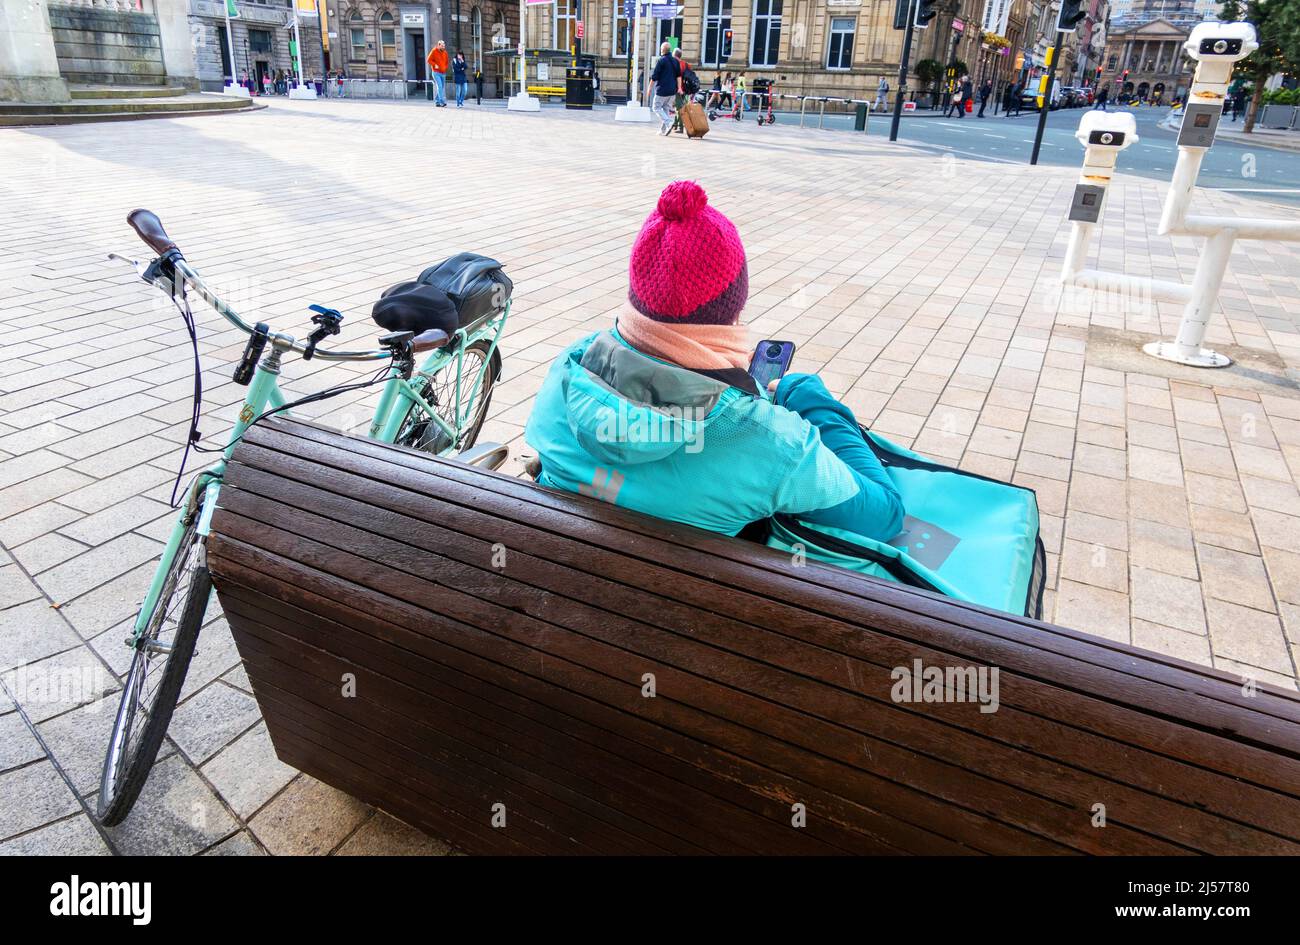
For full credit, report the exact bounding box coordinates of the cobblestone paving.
[1,98,1298,854]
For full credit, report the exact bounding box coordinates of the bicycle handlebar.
[126,209,387,361]
[127,209,179,257]
[170,258,389,362]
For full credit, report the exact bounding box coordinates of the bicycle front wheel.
[97,504,211,828]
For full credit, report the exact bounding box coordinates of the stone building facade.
[189,0,324,91]
[1102,16,1193,101]
[517,0,1080,106]
[320,1,518,96]
[2,0,197,101]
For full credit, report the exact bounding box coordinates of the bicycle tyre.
[97,517,210,827]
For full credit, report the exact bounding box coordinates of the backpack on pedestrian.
[682,66,700,96]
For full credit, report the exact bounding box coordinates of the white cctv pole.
[614,1,653,120]
[508,0,541,110]
[630,1,641,101]
[287,6,318,99]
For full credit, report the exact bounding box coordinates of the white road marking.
[983,133,1007,138]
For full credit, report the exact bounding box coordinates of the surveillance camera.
[1183,22,1258,62]
[1074,111,1138,150]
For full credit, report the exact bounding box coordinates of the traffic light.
[723,28,732,57]
[1056,0,1086,31]
[914,0,938,29]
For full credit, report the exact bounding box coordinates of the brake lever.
[107,252,147,279]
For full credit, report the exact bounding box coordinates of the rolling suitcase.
[682,102,709,139]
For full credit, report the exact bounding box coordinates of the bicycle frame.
[129,265,508,642]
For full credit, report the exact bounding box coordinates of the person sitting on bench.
[525,180,903,543]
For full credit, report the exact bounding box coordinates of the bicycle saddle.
[371,282,459,335]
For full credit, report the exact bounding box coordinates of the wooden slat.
[203,419,1300,855]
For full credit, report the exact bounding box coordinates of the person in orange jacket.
[426,40,449,107]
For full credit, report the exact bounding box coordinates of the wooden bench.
[207,418,1300,855]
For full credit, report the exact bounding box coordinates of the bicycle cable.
[167,278,203,509]
[165,277,393,507]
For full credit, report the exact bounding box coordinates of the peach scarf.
[616,302,751,371]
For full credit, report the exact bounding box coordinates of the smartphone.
[748,340,796,390]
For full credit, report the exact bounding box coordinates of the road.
[770,104,1300,208]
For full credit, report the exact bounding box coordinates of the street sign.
[650,4,677,18]
[903,101,916,111]
[624,0,637,17]
[576,20,584,38]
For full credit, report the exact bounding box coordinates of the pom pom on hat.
[628,181,748,325]
[656,180,709,222]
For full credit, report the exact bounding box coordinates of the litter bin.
[566,66,594,110]
[854,102,869,131]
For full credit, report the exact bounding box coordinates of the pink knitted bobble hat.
[627,181,749,325]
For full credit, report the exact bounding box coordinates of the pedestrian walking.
[1006,81,1023,117]
[945,75,971,118]
[873,76,890,112]
[976,79,993,117]
[426,40,449,106]
[1092,86,1109,111]
[671,49,698,134]
[474,66,483,104]
[648,42,681,136]
[452,50,469,107]
[1230,87,1246,121]
[717,73,734,109]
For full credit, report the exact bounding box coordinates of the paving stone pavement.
[1,98,1298,855]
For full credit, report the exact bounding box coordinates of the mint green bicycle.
[96,210,510,826]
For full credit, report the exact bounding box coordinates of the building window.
[378,12,396,61]
[554,0,576,51]
[348,11,366,61]
[657,17,684,48]
[1107,53,1118,70]
[249,28,273,55]
[750,0,781,67]
[702,0,732,67]
[472,7,483,69]
[614,8,630,57]
[825,15,854,70]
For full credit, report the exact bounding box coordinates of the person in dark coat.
[1006,81,1024,117]
[946,75,973,118]
[977,79,993,117]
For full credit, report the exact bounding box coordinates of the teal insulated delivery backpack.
[767,428,1046,618]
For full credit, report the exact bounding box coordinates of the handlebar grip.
[127,209,180,257]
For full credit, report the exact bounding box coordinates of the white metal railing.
[333,78,411,100]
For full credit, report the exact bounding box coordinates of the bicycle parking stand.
[1061,21,1300,368]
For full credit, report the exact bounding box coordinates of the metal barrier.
[335,79,411,100]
